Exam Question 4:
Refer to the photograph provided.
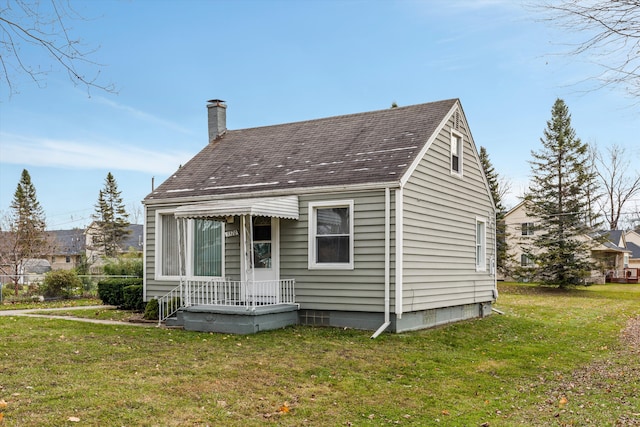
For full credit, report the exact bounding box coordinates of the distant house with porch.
[503,201,638,283]
[143,99,497,334]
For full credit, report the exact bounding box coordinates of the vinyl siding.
[401,108,496,312]
[144,191,394,308]
[280,190,395,312]
[143,204,240,299]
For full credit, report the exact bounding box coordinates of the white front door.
[241,216,279,302]
[252,216,279,282]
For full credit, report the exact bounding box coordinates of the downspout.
[492,207,499,301]
[395,187,404,319]
[371,187,392,338]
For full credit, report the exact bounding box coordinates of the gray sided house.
[143,99,497,335]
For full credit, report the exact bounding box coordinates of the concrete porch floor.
[167,303,299,334]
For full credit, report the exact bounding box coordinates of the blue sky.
[1,0,638,229]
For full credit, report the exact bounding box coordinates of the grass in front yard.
[0,283,639,426]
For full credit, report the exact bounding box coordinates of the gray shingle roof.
[145,99,458,202]
[50,229,85,255]
[628,242,640,259]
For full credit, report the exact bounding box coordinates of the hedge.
[97,278,143,308]
[123,285,145,311]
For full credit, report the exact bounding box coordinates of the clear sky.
[1,0,639,230]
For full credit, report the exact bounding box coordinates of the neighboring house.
[143,99,498,334]
[624,230,640,269]
[20,258,52,284]
[503,202,637,283]
[85,223,144,263]
[49,229,86,270]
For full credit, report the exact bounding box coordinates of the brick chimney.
[207,99,227,142]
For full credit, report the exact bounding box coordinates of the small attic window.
[450,130,463,175]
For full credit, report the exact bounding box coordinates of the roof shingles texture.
[146,99,457,201]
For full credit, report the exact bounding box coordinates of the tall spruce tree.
[479,146,509,276]
[91,172,130,257]
[7,169,48,295]
[525,99,599,287]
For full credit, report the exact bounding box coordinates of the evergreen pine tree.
[8,169,48,295]
[479,146,509,276]
[525,99,599,287]
[92,172,130,257]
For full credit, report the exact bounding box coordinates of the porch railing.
[157,278,295,324]
[186,278,296,307]
[157,283,184,325]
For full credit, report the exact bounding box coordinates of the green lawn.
[1,283,639,426]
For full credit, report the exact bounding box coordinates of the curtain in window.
[161,214,180,276]
[316,207,350,263]
[193,219,222,276]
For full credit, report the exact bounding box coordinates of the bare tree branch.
[592,143,640,229]
[0,0,116,98]
[533,0,640,98]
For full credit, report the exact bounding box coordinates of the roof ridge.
[225,98,459,134]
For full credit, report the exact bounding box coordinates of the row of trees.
[483,98,640,288]
[0,170,131,295]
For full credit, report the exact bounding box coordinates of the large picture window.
[308,200,354,270]
[192,219,223,277]
[160,214,181,276]
[157,212,224,278]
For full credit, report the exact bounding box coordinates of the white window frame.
[155,209,225,280]
[475,216,486,272]
[450,129,463,176]
[308,200,354,270]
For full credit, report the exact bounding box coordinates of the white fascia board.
[399,100,458,188]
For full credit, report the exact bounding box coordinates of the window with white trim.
[157,212,224,278]
[192,219,223,276]
[308,200,354,269]
[159,213,181,277]
[476,218,486,271]
[451,130,463,175]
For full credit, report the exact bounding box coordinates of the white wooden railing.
[157,278,296,324]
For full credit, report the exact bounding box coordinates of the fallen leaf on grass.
[0,399,6,409]
[279,403,290,413]
[559,396,568,406]
[0,412,4,422]
[441,409,450,415]
[68,416,80,422]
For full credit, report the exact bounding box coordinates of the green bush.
[41,270,82,299]
[103,256,143,278]
[122,284,144,311]
[97,278,143,307]
[2,283,15,300]
[143,298,159,320]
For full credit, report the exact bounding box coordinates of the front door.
[252,216,278,282]
[241,216,279,303]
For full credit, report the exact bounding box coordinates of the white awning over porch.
[173,195,299,220]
